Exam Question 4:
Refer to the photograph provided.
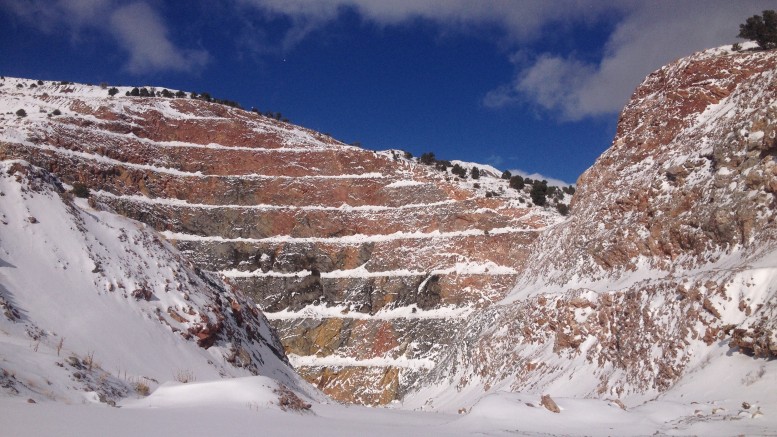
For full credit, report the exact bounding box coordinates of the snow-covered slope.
[0,160,318,405]
[402,44,777,418]
[2,44,777,435]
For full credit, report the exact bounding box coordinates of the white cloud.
[239,0,621,47]
[487,55,596,114]
[239,0,775,120]
[1,0,208,74]
[484,1,776,120]
[485,154,504,168]
[110,3,208,74]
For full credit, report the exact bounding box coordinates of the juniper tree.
[509,175,524,190]
[739,10,777,50]
[420,152,436,165]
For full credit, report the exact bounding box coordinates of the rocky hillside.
[405,44,777,410]
[4,43,773,412]
[0,160,317,405]
[0,78,567,404]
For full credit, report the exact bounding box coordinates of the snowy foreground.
[0,159,775,435]
[2,353,776,437]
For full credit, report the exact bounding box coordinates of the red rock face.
[0,78,565,404]
[412,46,777,406]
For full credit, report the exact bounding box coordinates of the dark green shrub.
[530,180,548,206]
[15,109,26,117]
[420,152,436,165]
[71,183,90,198]
[739,10,777,50]
[471,167,480,179]
[51,109,61,116]
[108,87,119,97]
[501,170,512,180]
[451,164,467,178]
[509,175,524,190]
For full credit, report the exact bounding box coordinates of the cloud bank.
[240,0,773,120]
[1,0,208,74]
[484,2,773,120]
[4,0,773,115]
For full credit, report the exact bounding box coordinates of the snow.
[222,261,517,279]
[123,376,281,409]
[750,130,765,141]
[162,226,537,245]
[17,139,204,176]
[0,160,313,406]
[3,359,775,437]
[287,354,435,369]
[7,139,384,180]
[384,179,425,188]
[3,71,777,436]
[95,190,458,211]
[449,160,503,179]
[264,303,473,321]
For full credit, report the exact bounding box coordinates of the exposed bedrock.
[0,80,563,404]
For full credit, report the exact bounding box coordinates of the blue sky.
[0,1,772,184]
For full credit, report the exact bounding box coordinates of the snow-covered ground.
[2,352,775,437]
[0,159,317,406]
[2,68,776,435]
[2,160,773,436]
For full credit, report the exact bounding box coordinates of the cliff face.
[0,78,564,404]
[4,43,773,409]
[406,45,777,410]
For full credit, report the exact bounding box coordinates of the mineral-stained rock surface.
[4,43,774,409]
[0,78,565,404]
[406,45,777,410]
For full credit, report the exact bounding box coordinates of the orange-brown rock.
[541,394,560,413]
[0,77,566,405]
[410,46,777,407]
